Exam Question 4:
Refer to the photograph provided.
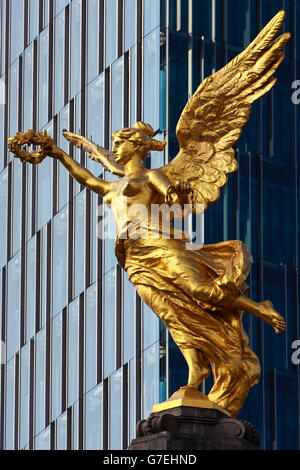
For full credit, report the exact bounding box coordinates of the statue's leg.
[180,348,210,389]
[231,295,285,334]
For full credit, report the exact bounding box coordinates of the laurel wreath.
[8,130,54,162]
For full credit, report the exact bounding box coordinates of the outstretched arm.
[51,146,114,196]
[8,130,114,197]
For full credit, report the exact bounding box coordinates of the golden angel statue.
[9,11,290,418]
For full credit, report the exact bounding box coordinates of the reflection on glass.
[39,27,49,129]
[29,0,39,43]
[54,10,65,115]
[111,57,123,135]
[129,359,136,442]
[70,0,81,98]
[124,0,136,51]
[129,47,136,125]
[85,384,103,450]
[23,44,34,131]
[55,0,69,16]
[9,60,18,145]
[74,191,85,298]
[56,411,67,450]
[35,327,46,435]
[123,271,135,363]
[143,342,159,419]
[143,0,160,36]
[52,206,68,316]
[37,120,53,230]
[73,401,79,450]
[105,0,117,68]
[143,29,160,129]
[0,167,8,269]
[1,0,6,74]
[12,160,21,254]
[87,0,99,83]
[7,252,21,360]
[10,0,24,63]
[110,368,122,450]
[20,342,30,449]
[85,283,97,393]
[103,269,116,378]
[143,303,159,351]
[52,311,62,421]
[5,357,15,450]
[26,236,36,341]
[58,105,69,210]
[68,297,79,407]
[87,74,104,175]
[35,425,51,450]
[40,225,47,328]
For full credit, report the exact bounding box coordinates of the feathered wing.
[159,10,290,212]
[63,130,125,177]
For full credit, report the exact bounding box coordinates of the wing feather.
[159,10,290,211]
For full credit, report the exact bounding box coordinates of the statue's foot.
[260,300,286,334]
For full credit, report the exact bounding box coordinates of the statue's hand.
[8,130,54,164]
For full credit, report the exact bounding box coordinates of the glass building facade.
[0,0,299,451]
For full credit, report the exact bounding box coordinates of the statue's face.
[113,137,143,164]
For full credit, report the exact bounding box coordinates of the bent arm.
[148,169,180,204]
[50,146,114,196]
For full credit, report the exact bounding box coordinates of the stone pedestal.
[128,406,260,450]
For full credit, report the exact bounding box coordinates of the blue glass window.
[85,384,103,450]
[143,303,159,351]
[0,88,4,170]
[90,192,98,284]
[111,57,123,135]
[56,411,67,450]
[37,126,52,230]
[105,0,117,68]
[40,225,48,328]
[12,160,22,255]
[143,29,160,130]
[23,44,34,131]
[72,401,79,450]
[10,0,24,64]
[29,0,39,43]
[5,357,15,449]
[103,268,116,378]
[9,60,18,143]
[0,167,8,269]
[85,283,97,393]
[143,342,159,418]
[52,311,62,421]
[129,46,136,125]
[35,425,51,450]
[110,368,122,450]
[129,359,136,441]
[38,27,49,129]
[123,272,135,364]
[124,0,136,51]
[35,327,46,435]
[227,0,250,47]
[54,10,65,115]
[7,252,21,360]
[26,236,36,341]
[87,73,104,175]
[74,191,85,298]
[143,0,160,36]
[68,297,79,407]
[87,0,99,83]
[58,104,69,210]
[1,0,6,74]
[70,0,81,98]
[52,206,68,316]
[20,342,30,449]
[55,0,69,16]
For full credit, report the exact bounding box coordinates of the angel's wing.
[63,130,125,177]
[159,10,290,212]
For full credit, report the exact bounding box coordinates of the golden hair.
[112,121,166,153]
